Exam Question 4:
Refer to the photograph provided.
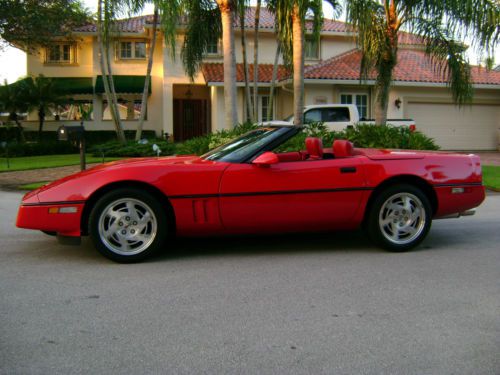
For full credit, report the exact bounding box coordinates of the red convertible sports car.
[16,126,485,262]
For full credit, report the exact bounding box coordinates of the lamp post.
[57,122,86,171]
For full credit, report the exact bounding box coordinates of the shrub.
[89,122,259,158]
[343,123,439,150]
[0,141,78,157]
[176,136,211,155]
[0,127,157,145]
[89,140,176,157]
[86,122,438,159]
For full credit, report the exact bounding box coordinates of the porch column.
[211,86,226,131]
[162,82,174,138]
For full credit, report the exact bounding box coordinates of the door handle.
[340,167,357,173]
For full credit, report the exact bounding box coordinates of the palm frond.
[181,1,222,80]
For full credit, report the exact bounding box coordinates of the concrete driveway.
[1,190,499,374]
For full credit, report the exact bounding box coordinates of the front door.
[218,157,368,234]
[173,99,210,141]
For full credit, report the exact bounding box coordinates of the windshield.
[202,127,292,163]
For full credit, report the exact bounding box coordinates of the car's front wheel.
[367,184,432,252]
[89,188,167,262]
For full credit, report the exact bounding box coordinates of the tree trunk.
[267,41,281,121]
[97,0,125,143]
[252,0,261,122]
[217,0,238,129]
[239,4,253,122]
[10,112,25,143]
[37,107,45,141]
[292,4,304,127]
[374,85,389,125]
[135,7,158,141]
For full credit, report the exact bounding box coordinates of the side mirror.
[252,152,279,167]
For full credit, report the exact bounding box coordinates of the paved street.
[1,190,499,374]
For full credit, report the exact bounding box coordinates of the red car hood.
[30,155,204,197]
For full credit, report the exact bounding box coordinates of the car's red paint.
[252,151,280,167]
[16,203,84,236]
[16,141,485,241]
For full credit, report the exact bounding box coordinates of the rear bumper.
[434,185,485,218]
[16,202,84,237]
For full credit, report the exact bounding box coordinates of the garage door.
[406,102,499,150]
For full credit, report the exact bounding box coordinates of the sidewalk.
[0,163,100,191]
[1,153,499,191]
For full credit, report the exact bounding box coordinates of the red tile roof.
[202,63,290,83]
[74,15,154,33]
[73,8,422,45]
[234,7,352,33]
[303,49,500,85]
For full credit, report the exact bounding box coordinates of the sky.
[0,0,497,84]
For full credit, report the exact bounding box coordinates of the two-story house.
[22,8,500,150]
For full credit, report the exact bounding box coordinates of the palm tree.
[181,0,237,128]
[346,0,500,124]
[252,0,262,122]
[97,0,126,143]
[23,75,65,140]
[268,0,340,126]
[238,0,254,122]
[0,79,27,142]
[215,0,238,128]
[122,0,182,140]
[267,40,281,120]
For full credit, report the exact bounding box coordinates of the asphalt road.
[1,190,499,375]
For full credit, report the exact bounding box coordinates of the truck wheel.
[368,184,432,252]
[89,188,167,263]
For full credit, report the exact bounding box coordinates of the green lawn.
[18,182,49,190]
[483,165,500,190]
[0,154,121,172]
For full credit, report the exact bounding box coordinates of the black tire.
[41,231,57,236]
[367,184,432,252]
[89,188,168,263]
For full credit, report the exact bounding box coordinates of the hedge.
[1,122,439,158]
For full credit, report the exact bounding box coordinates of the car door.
[218,156,368,234]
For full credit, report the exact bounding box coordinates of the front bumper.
[16,202,85,237]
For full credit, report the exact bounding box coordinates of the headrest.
[305,137,324,160]
[333,140,354,158]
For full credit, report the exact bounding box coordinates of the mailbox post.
[57,123,86,171]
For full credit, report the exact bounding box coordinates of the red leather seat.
[277,152,302,162]
[305,137,324,160]
[333,140,354,158]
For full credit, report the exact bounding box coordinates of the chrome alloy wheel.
[98,198,157,256]
[378,192,426,245]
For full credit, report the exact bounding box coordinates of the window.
[304,109,322,123]
[305,36,319,59]
[341,94,368,119]
[55,101,93,121]
[118,41,147,60]
[103,99,145,121]
[206,36,220,55]
[322,107,350,122]
[46,43,74,64]
[258,95,273,122]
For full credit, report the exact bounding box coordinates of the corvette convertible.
[17,126,485,262]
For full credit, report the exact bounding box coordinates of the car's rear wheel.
[367,184,432,252]
[89,188,167,263]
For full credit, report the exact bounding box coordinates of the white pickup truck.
[266,104,415,131]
